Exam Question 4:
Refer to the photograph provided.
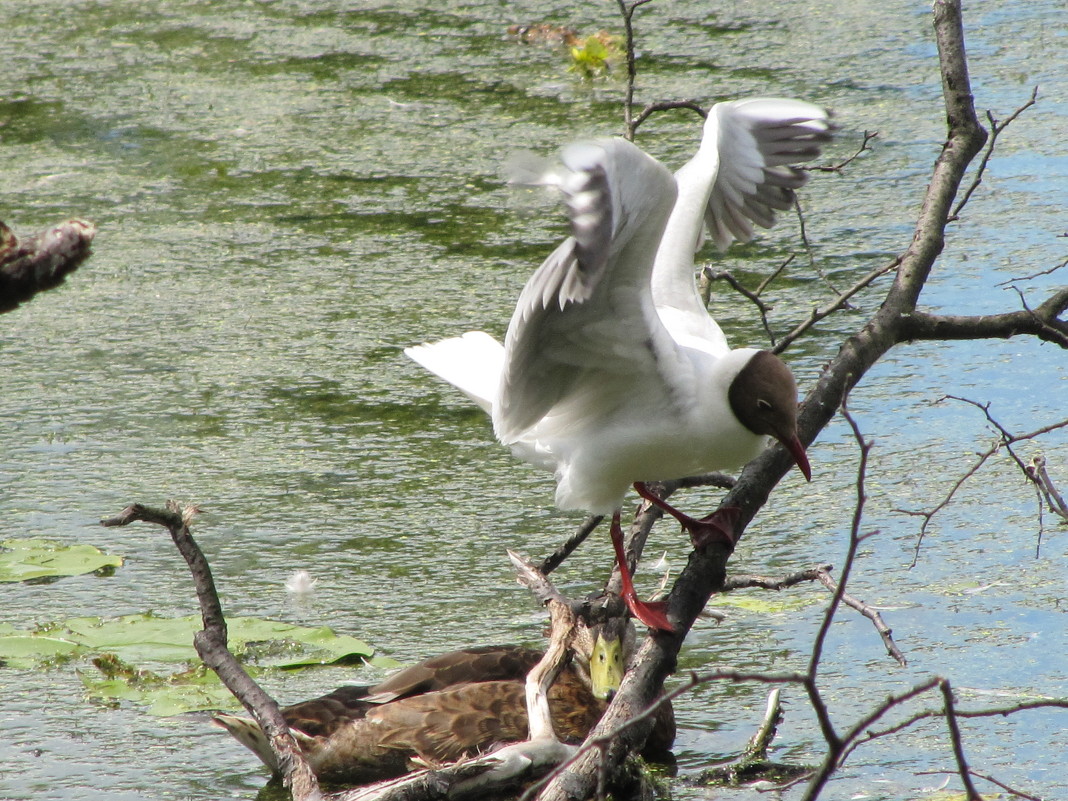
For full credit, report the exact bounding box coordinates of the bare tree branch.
[848,695,1068,760]
[996,254,1068,286]
[538,4,996,797]
[793,196,849,299]
[1027,455,1068,524]
[702,264,781,346]
[722,564,832,592]
[898,286,1068,347]
[814,568,906,666]
[899,396,1068,562]
[806,130,879,174]
[940,679,983,800]
[951,86,1039,220]
[102,503,322,801]
[539,515,602,575]
[774,257,901,353]
[615,0,655,141]
[632,99,707,132]
[826,676,947,778]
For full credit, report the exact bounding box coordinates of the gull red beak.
[782,434,812,482]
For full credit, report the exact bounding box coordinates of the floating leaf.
[80,654,246,715]
[33,612,374,667]
[6,612,377,713]
[0,538,123,582]
[0,634,88,668]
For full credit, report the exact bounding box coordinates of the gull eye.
[756,398,772,412]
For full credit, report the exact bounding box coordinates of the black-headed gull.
[407,102,827,630]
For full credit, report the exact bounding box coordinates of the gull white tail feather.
[404,331,503,414]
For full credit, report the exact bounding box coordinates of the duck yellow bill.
[589,632,625,700]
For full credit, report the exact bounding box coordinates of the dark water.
[2,1,1066,799]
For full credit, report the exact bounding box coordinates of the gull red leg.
[609,512,674,632]
[634,482,740,549]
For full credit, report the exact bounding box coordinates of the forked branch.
[101,503,322,801]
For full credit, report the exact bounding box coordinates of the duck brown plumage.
[215,642,674,785]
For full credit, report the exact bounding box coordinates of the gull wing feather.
[651,97,831,358]
[703,98,833,251]
[494,138,682,444]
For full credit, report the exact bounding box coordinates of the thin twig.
[774,257,901,353]
[940,680,983,800]
[797,400,873,800]
[994,254,1068,286]
[834,676,945,766]
[702,265,778,346]
[951,87,1039,220]
[1027,455,1068,522]
[539,515,602,575]
[899,396,1068,563]
[794,196,848,298]
[815,568,907,666]
[806,131,879,173]
[631,99,706,133]
[850,696,1068,757]
[615,0,655,140]
[722,564,832,592]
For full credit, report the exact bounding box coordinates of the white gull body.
[410,139,762,515]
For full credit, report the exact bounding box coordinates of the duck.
[214,616,675,785]
[406,104,828,631]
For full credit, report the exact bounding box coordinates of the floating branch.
[0,218,95,313]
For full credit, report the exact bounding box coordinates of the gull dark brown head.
[728,350,811,481]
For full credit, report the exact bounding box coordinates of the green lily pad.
[0,634,88,666]
[81,654,244,716]
[0,538,123,582]
[33,612,373,667]
[3,612,378,714]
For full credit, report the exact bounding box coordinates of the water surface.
[2,1,1066,799]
